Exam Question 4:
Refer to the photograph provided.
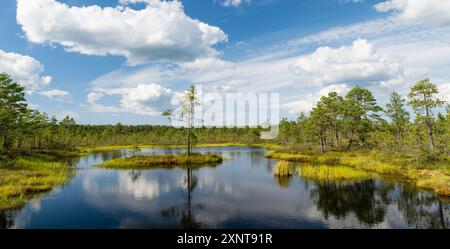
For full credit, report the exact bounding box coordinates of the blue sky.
[1,0,449,125]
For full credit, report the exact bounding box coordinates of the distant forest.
[1,73,449,161]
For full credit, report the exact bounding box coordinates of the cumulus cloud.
[375,0,450,26]
[283,84,351,114]
[87,84,174,115]
[0,49,51,93]
[290,39,404,85]
[39,89,70,100]
[17,0,228,66]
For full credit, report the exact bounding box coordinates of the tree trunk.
[320,128,324,154]
[424,95,436,151]
[347,128,354,151]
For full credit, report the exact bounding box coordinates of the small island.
[98,152,223,169]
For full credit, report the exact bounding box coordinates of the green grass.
[97,152,223,169]
[266,149,450,197]
[267,151,314,162]
[273,161,297,177]
[298,164,375,182]
[0,156,75,211]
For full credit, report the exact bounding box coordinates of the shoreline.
[266,150,450,197]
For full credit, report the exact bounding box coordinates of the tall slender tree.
[163,85,199,156]
[408,79,445,151]
[321,92,344,148]
[343,86,382,149]
[309,97,329,153]
[385,91,410,150]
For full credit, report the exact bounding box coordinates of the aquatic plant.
[273,161,297,177]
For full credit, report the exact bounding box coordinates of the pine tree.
[0,73,28,159]
[343,86,382,149]
[408,79,445,151]
[385,91,410,150]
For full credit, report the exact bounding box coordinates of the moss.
[0,156,75,211]
[97,152,223,169]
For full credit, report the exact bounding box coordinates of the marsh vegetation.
[98,152,223,169]
[0,155,74,211]
[0,72,449,228]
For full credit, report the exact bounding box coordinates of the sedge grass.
[98,152,223,169]
[266,149,450,197]
[298,164,375,182]
[0,156,75,211]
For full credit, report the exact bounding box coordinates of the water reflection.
[1,147,448,229]
[161,168,203,229]
[308,180,387,226]
[304,178,448,228]
[397,186,449,229]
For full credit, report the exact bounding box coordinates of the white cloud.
[87,84,174,115]
[290,39,404,85]
[17,0,228,66]
[39,89,70,100]
[439,83,450,103]
[0,49,51,93]
[88,13,450,120]
[283,84,351,114]
[180,57,235,72]
[375,0,450,26]
[218,0,251,7]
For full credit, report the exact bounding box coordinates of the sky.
[1,0,450,125]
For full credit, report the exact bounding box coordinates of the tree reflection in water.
[397,186,448,229]
[309,180,388,226]
[306,178,449,228]
[0,210,15,229]
[161,168,204,229]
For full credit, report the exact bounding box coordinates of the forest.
[1,72,449,162]
[1,70,450,214]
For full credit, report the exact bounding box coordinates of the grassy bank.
[273,160,374,182]
[267,150,450,196]
[0,155,75,211]
[32,149,88,157]
[298,164,375,181]
[98,152,223,169]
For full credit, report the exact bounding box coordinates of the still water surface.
[2,147,449,228]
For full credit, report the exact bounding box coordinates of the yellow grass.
[0,156,75,211]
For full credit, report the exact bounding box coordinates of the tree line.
[278,79,449,161]
[1,72,449,161]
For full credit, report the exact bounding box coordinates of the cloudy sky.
[1,0,449,124]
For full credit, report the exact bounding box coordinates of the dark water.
[1,147,449,229]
